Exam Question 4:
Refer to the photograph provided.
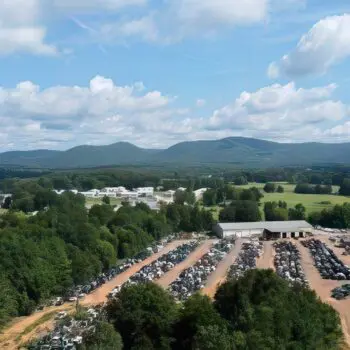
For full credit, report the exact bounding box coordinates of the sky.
[1,0,350,151]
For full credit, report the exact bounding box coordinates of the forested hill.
[1,137,350,168]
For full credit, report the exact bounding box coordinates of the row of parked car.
[274,241,309,287]
[44,235,176,308]
[169,239,235,301]
[228,240,263,279]
[107,241,199,299]
[28,307,102,350]
[302,239,350,280]
[331,284,350,300]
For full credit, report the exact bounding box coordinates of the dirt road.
[295,239,350,346]
[202,239,244,298]
[256,241,275,270]
[156,240,216,288]
[0,240,188,349]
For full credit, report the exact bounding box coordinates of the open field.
[85,197,122,206]
[236,182,349,215]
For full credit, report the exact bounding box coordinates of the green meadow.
[237,182,348,214]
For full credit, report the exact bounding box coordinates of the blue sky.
[1,0,350,150]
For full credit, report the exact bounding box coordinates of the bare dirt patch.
[202,239,245,298]
[156,240,216,288]
[256,240,275,270]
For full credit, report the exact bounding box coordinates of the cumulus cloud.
[174,0,268,28]
[268,14,350,78]
[0,76,177,150]
[1,77,349,150]
[0,0,56,55]
[206,82,349,139]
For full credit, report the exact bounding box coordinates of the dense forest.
[0,189,213,328]
[1,165,350,193]
[91,269,343,350]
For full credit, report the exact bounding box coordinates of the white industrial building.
[213,221,313,240]
[134,187,154,197]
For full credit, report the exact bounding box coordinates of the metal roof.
[217,221,313,233]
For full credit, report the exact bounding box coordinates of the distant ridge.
[1,137,350,169]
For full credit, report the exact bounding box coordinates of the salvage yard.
[156,240,216,288]
[2,234,350,349]
[202,238,245,297]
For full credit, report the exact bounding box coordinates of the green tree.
[174,190,187,205]
[339,178,350,196]
[215,269,343,350]
[288,203,306,220]
[277,185,284,193]
[106,283,178,350]
[102,195,111,205]
[203,189,217,206]
[193,325,235,350]
[173,294,232,350]
[83,321,123,350]
[234,176,248,186]
[263,183,276,193]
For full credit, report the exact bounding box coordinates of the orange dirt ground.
[201,238,245,298]
[156,240,216,288]
[256,240,275,270]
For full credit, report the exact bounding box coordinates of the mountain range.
[1,137,350,169]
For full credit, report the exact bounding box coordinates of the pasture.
[237,182,349,214]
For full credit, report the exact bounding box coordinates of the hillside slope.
[1,137,350,168]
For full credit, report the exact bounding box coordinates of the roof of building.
[216,221,313,232]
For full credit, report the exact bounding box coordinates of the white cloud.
[0,0,56,55]
[268,14,350,78]
[51,0,146,12]
[1,77,350,150]
[206,82,349,138]
[100,16,159,43]
[175,0,268,28]
[196,99,206,107]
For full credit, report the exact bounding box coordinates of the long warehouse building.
[213,221,313,240]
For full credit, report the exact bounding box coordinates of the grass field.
[85,197,122,207]
[203,182,350,221]
[237,182,349,214]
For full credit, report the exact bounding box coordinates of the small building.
[213,221,313,240]
[135,187,154,197]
